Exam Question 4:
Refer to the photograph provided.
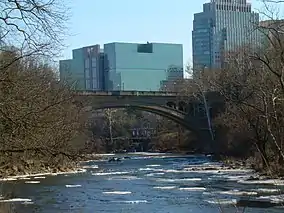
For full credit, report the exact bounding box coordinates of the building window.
[91,58,96,67]
[85,59,89,68]
[86,79,91,90]
[93,79,98,89]
[85,68,90,78]
[137,43,153,53]
[92,67,96,78]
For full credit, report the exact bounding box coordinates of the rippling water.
[1,154,284,213]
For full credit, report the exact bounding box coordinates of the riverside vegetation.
[174,13,284,177]
[0,0,87,178]
[0,50,88,177]
[0,0,284,181]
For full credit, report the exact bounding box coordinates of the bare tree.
[208,36,284,173]
[0,0,69,61]
[0,50,87,176]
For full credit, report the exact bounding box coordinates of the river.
[1,153,284,213]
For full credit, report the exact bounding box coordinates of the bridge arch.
[89,104,198,133]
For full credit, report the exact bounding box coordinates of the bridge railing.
[76,90,179,96]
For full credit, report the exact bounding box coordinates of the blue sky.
[62,0,263,64]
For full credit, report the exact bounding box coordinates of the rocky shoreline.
[0,160,85,180]
[219,156,284,182]
[0,153,108,179]
[1,153,283,184]
[0,167,87,182]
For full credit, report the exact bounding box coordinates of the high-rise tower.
[192,0,259,72]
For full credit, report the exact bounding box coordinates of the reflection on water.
[1,153,284,213]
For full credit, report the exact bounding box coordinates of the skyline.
[61,0,265,65]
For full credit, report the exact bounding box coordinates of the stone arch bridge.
[74,90,224,144]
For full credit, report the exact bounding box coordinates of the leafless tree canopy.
[0,0,68,56]
[182,5,284,175]
[0,0,87,177]
[0,50,87,177]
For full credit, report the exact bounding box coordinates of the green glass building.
[103,42,183,91]
[59,44,105,90]
[59,42,183,91]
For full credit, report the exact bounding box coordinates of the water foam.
[217,190,257,196]
[123,200,148,204]
[183,165,253,175]
[145,173,165,177]
[93,154,115,156]
[103,191,132,195]
[179,187,206,191]
[153,186,176,190]
[0,198,32,203]
[25,181,40,184]
[146,164,161,167]
[219,174,253,181]
[92,171,129,176]
[182,169,221,174]
[66,184,82,188]
[156,178,202,182]
[107,176,141,181]
[238,179,284,185]
[258,194,284,203]
[34,176,46,179]
[22,201,34,205]
[19,177,31,180]
[206,199,237,205]
[163,169,185,173]
[112,200,148,204]
[0,178,17,181]
[129,152,166,156]
[252,188,280,193]
[139,168,157,171]
[82,165,99,169]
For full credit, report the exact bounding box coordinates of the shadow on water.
[237,199,283,208]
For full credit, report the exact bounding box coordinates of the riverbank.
[2,152,283,186]
[0,153,108,179]
[0,159,79,179]
[0,167,87,182]
[217,155,284,182]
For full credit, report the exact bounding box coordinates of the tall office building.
[192,0,260,72]
[59,44,106,90]
[103,42,183,91]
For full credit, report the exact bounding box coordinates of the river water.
[1,153,284,213]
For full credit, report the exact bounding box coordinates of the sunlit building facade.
[59,45,106,90]
[60,42,183,91]
[192,0,260,73]
[104,42,183,91]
